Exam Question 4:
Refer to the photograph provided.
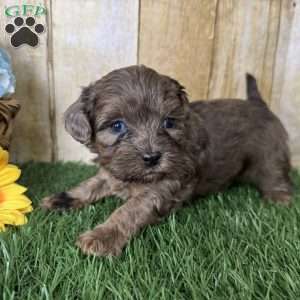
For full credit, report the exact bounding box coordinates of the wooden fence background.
[0,0,299,166]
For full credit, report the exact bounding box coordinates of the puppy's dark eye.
[111,120,127,134]
[162,117,176,129]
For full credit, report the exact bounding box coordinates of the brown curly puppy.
[41,65,292,256]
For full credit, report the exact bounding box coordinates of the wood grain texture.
[50,0,139,162]
[0,0,52,162]
[208,0,281,103]
[0,0,299,167]
[139,0,218,100]
[272,0,300,166]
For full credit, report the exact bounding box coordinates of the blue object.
[0,48,16,98]
[111,120,128,135]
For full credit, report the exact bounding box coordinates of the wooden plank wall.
[0,0,299,166]
[0,0,52,161]
[49,0,138,162]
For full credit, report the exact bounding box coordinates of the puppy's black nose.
[143,152,161,167]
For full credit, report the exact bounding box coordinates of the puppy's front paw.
[76,225,127,256]
[40,192,82,210]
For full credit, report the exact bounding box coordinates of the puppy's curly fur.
[41,65,292,256]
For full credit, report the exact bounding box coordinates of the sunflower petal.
[0,195,32,210]
[0,149,9,170]
[19,205,33,213]
[0,210,27,225]
[1,183,27,196]
[0,148,32,231]
[0,222,5,232]
[0,165,21,187]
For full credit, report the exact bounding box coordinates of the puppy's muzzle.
[142,151,161,167]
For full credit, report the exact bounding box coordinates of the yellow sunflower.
[0,147,32,232]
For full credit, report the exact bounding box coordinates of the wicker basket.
[0,97,20,149]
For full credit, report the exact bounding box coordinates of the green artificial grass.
[0,162,300,299]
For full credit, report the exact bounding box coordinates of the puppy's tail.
[246,73,264,104]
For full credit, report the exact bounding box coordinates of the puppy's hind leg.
[40,168,118,211]
[243,156,292,205]
[260,169,293,205]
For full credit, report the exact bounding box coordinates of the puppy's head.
[65,65,193,182]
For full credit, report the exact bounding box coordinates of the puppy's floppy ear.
[168,77,189,104]
[177,85,189,104]
[64,87,93,145]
